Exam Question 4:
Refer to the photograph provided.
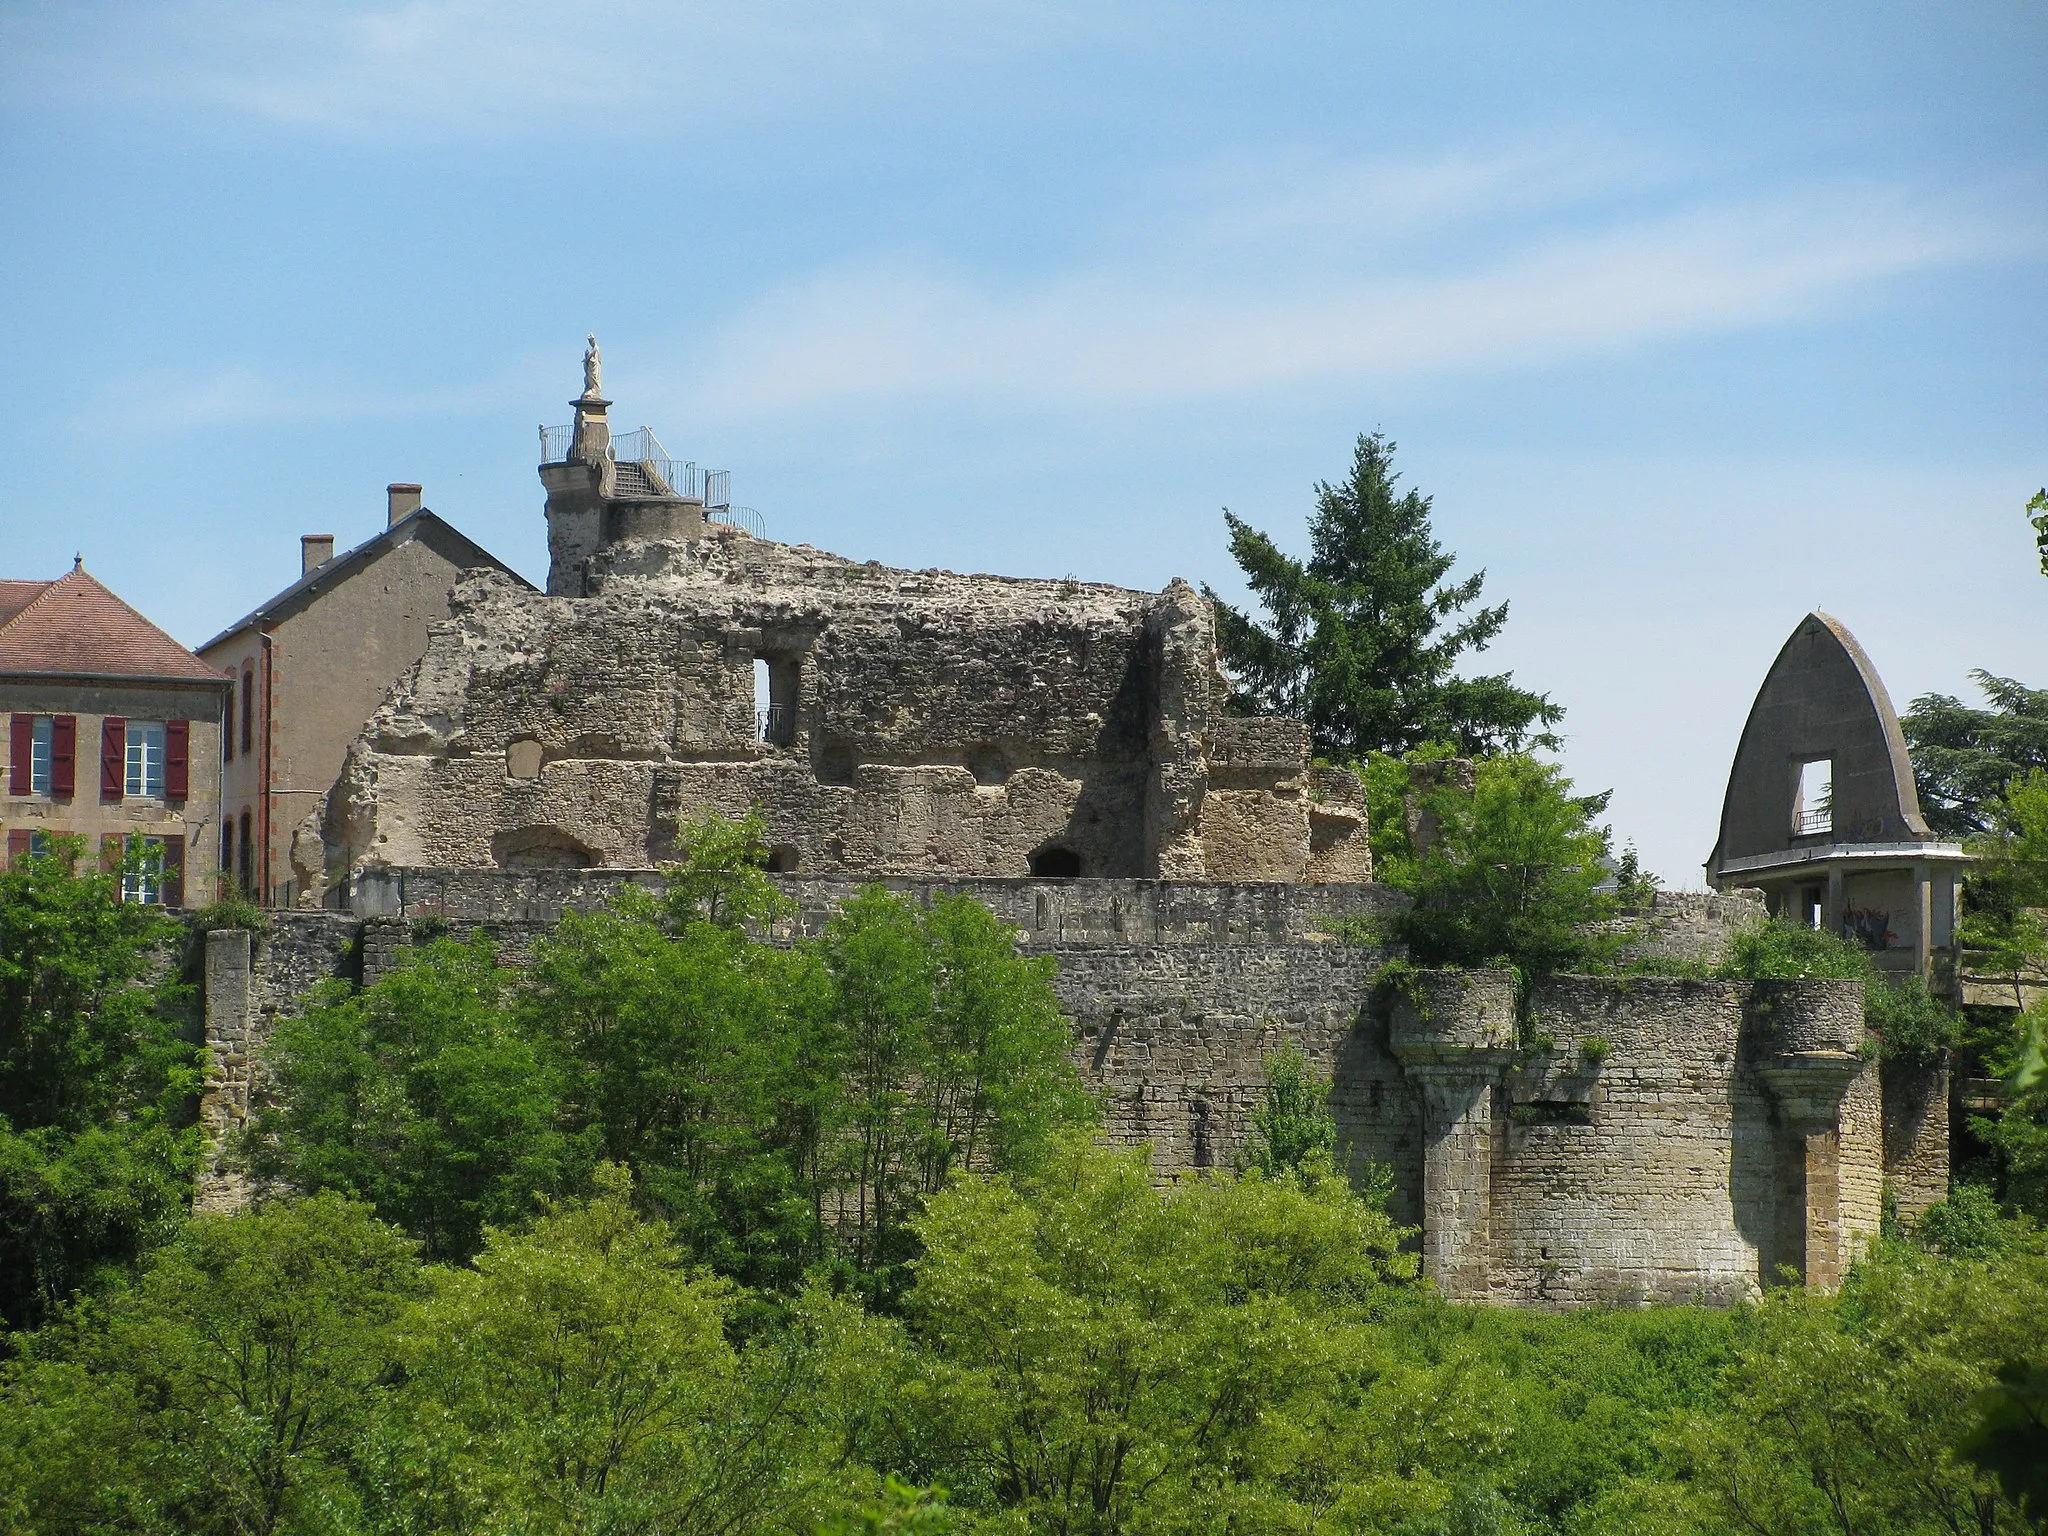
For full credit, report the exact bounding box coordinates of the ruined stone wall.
[1881,1059,1951,1221]
[201,874,1929,1308]
[1491,977,1780,1306]
[196,912,358,1212]
[328,536,1370,887]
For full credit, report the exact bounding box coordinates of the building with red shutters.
[0,559,228,905]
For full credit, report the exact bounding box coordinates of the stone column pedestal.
[1391,970,1517,1300]
[1756,1053,1864,1290]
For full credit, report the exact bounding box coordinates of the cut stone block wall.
[197,873,1930,1308]
[327,538,1372,887]
[196,912,358,1212]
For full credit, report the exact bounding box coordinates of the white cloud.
[0,0,1092,140]
[686,176,2029,415]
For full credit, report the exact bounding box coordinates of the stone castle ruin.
[196,345,1953,1308]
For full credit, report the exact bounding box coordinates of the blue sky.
[3,1,2043,882]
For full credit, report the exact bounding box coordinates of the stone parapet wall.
[350,867,1408,951]
[1494,976,1778,1306]
[1598,889,1767,965]
[197,890,1937,1309]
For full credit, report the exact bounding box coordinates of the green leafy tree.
[1386,754,1615,973]
[1206,434,1561,760]
[522,882,834,1293]
[0,1194,423,1536]
[371,1166,815,1536]
[1236,1041,1336,1183]
[1668,1236,2048,1536]
[820,1476,966,1535]
[246,934,580,1261]
[1901,672,2048,839]
[821,888,1092,1302]
[902,1133,1416,1534]
[0,836,200,1332]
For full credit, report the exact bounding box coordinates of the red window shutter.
[100,834,122,874]
[50,715,75,799]
[100,717,125,802]
[164,719,190,801]
[161,834,185,907]
[7,715,29,797]
[6,829,28,864]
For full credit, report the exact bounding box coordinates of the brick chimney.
[301,534,335,576]
[388,483,423,528]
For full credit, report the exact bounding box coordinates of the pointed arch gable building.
[1706,612,1966,984]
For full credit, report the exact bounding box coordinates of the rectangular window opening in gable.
[1794,757,1833,837]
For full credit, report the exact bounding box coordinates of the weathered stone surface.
[196,912,357,1212]
[328,536,1371,886]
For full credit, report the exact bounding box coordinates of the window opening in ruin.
[1029,845,1082,878]
[1510,1100,1593,1127]
[1793,757,1833,836]
[764,844,799,873]
[755,655,798,746]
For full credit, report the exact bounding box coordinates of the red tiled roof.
[0,566,223,683]
[0,580,50,629]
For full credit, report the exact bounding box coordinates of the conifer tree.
[1206,433,1560,759]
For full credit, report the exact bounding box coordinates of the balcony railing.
[1793,808,1833,836]
[756,704,789,743]
[540,424,573,463]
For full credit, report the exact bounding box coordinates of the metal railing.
[539,424,753,529]
[623,458,704,500]
[611,426,668,463]
[1793,808,1833,836]
[756,704,788,743]
[708,505,765,538]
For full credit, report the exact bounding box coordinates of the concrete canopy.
[1707,612,1933,879]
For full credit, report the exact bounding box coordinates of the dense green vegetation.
[5,819,2048,1533]
[0,837,202,1334]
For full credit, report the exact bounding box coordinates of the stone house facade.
[1,562,227,904]
[198,484,530,907]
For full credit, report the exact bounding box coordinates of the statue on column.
[582,334,603,399]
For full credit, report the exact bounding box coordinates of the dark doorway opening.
[1029,845,1082,878]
